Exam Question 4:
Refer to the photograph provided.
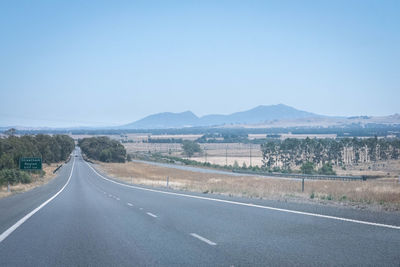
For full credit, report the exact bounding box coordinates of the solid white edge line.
[85,161,400,230]
[127,203,133,206]
[190,233,217,246]
[146,212,157,218]
[0,157,76,243]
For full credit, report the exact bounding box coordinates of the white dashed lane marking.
[146,212,157,218]
[190,233,217,246]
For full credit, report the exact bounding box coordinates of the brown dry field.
[124,142,264,167]
[124,141,400,178]
[97,160,400,211]
[0,163,62,199]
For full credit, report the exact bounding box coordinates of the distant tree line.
[196,133,249,143]
[146,138,184,143]
[0,134,75,186]
[79,136,126,163]
[261,137,400,171]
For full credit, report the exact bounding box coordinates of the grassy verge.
[96,160,400,212]
[0,163,63,199]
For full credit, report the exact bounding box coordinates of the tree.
[4,128,16,136]
[318,163,336,175]
[181,140,202,158]
[301,161,315,174]
[78,136,126,163]
[233,160,239,169]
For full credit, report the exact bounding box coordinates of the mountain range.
[121,104,322,129]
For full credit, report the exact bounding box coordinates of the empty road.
[0,148,399,266]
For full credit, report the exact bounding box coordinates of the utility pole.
[225,144,228,166]
[250,143,252,167]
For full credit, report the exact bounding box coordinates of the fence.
[232,169,365,181]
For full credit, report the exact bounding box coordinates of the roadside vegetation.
[0,134,75,187]
[97,160,400,212]
[79,136,126,163]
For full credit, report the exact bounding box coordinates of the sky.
[0,0,399,127]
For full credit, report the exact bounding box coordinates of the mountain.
[122,111,199,129]
[199,104,319,125]
[121,104,320,129]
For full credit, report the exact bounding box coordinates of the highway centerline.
[190,233,217,246]
[126,203,133,207]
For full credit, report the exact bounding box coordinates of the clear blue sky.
[0,0,399,127]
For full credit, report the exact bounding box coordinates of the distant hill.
[121,104,320,129]
[122,111,199,129]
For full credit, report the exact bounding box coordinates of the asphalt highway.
[0,148,399,266]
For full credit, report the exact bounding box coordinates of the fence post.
[302,178,304,192]
[7,181,10,192]
[167,176,169,188]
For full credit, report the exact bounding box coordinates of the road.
[0,148,399,266]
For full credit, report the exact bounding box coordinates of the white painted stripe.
[190,233,217,246]
[0,157,76,243]
[127,203,133,207]
[85,162,400,230]
[146,212,157,218]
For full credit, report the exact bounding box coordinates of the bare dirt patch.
[0,163,63,199]
[96,161,400,212]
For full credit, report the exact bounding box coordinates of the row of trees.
[261,137,400,170]
[0,134,75,169]
[79,136,126,163]
[0,134,75,186]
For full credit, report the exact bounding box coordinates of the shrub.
[318,163,336,175]
[0,169,31,186]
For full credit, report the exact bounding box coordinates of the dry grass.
[97,161,400,211]
[0,163,62,199]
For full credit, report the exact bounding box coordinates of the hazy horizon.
[1,1,399,127]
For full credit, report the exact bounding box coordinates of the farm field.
[73,134,400,178]
[96,160,400,211]
[124,141,263,167]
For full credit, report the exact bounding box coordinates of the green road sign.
[19,157,42,170]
